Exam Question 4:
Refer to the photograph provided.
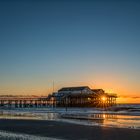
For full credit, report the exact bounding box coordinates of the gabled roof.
[58,86,90,92]
[91,89,104,92]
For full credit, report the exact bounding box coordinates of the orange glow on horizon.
[0,79,140,103]
[117,97,140,104]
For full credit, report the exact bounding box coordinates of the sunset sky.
[0,0,140,103]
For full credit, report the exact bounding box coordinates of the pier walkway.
[0,96,49,108]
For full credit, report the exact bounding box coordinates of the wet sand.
[0,119,140,140]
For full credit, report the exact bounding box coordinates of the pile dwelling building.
[48,86,117,108]
[0,86,117,108]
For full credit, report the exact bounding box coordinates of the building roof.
[92,89,104,92]
[58,86,90,92]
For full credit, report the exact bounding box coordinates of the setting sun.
[101,96,106,102]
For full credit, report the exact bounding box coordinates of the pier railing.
[0,95,49,108]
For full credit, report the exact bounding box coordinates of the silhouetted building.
[48,86,117,108]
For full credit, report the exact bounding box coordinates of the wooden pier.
[0,96,49,108]
[0,86,117,108]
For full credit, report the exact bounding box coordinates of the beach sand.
[0,119,139,140]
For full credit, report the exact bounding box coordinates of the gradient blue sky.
[0,0,140,102]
